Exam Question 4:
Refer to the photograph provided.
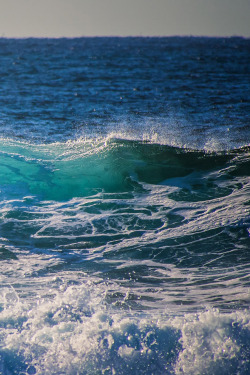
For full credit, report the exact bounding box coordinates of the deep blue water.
[0,37,249,375]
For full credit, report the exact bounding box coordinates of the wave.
[0,136,249,201]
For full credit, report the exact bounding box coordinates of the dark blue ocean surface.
[0,37,249,375]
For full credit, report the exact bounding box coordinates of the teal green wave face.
[0,137,249,201]
[0,138,130,200]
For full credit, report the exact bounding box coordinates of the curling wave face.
[0,136,249,198]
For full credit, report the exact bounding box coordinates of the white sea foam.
[0,279,249,375]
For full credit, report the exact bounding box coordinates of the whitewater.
[0,37,249,375]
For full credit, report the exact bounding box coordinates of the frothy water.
[1,278,250,375]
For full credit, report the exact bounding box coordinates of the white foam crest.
[1,119,249,155]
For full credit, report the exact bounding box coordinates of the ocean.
[0,36,249,375]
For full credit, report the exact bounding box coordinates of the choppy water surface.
[0,37,249,375]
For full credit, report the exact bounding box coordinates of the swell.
[0,136,249,201]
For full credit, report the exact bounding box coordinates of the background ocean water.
[0,37,249,374]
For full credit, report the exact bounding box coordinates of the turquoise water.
[0,37,249,374]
